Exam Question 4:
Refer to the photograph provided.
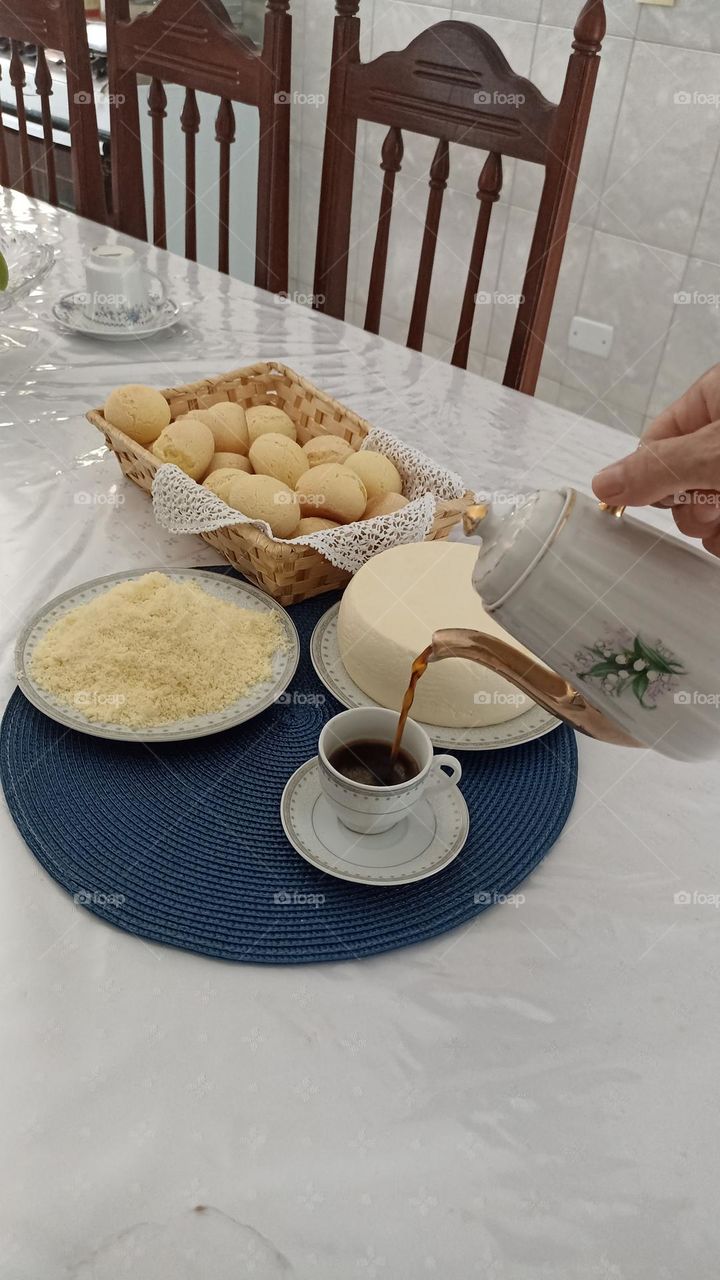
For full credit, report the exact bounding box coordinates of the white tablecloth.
[1,191,718,1280]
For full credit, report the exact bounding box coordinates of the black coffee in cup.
[329,739,420,788]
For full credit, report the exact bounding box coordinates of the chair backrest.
[106,0,291,294]
[0,0,107,223]
[314,0,606,395]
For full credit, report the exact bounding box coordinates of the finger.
[643,369,720,443]
[672,493,720,538]
[702,526,720,559]
[592,425,720,506]
[643,405,687,444]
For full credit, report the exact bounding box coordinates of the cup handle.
[426,754,462,794]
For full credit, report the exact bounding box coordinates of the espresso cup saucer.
[52,273,179,341]
[280,757,469,886]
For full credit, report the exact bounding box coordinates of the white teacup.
[84,245,160,324]
[318,707,462,835]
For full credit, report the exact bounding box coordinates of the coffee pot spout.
[429,628,643,748]
[462,503,492,537]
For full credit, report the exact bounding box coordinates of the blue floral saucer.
[52,272,179,341]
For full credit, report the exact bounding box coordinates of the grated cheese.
[30,572,287,727]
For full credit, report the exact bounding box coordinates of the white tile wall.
[596,41,720,255]
[560,230,687,414]
[289,0,720,435]
[648,257,720,416]
[636,0,720,56]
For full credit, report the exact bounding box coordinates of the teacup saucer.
[52,273,179,341]
[280,757,469,886]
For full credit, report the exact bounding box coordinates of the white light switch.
[568,316,614,358]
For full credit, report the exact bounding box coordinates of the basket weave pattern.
[87,361,472,605]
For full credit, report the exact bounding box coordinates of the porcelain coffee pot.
[428,488,720,762]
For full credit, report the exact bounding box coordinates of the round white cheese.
[337,541,535,727]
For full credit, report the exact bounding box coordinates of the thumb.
[592,427,720,506]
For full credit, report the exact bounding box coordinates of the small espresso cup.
[84,244,158,323]
[318,707,462,835]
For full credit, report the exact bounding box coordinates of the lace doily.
[151,429,468,574]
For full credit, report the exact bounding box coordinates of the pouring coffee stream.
[390,632,642,760]
[391,632,643,758]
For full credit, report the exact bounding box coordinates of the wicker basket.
[87,361,473,605]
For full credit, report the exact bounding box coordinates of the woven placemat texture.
[0,574,578,964]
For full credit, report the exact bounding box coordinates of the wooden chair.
[106,0,291,294]
[0,0,107,222]
[313,0,606,395]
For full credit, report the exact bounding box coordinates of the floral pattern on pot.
[575,628,685,710]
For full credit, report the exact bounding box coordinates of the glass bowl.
[0,226,56,312]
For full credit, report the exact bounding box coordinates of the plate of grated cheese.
[15,569,299,742]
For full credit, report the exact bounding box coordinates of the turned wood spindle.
[34,47,58,207]
[0,65,9,190]
[216,98,236,275]
[9,41,32,197]
[364,126,403,334]
[181,89,201,262]
[148,78,168,248]
[452,152,503,370]
[407,138,450,352]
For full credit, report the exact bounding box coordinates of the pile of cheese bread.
[103,383,409,539]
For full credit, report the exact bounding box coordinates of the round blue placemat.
[0,572,578,964]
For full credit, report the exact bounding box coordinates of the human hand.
[592,364,720,555]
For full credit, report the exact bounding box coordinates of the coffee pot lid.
[471,488,571,610]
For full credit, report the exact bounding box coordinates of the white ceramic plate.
[281,757,469,886]
[310,603,560,752]
[15,569,299,743]
[52,273,179,340]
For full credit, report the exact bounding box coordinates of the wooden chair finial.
[573,0,606,54]
[265,0,290,13]
[477,151,503,203]
[429,137,450,189]
[336,0,360,16]
[380,125,403,173]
